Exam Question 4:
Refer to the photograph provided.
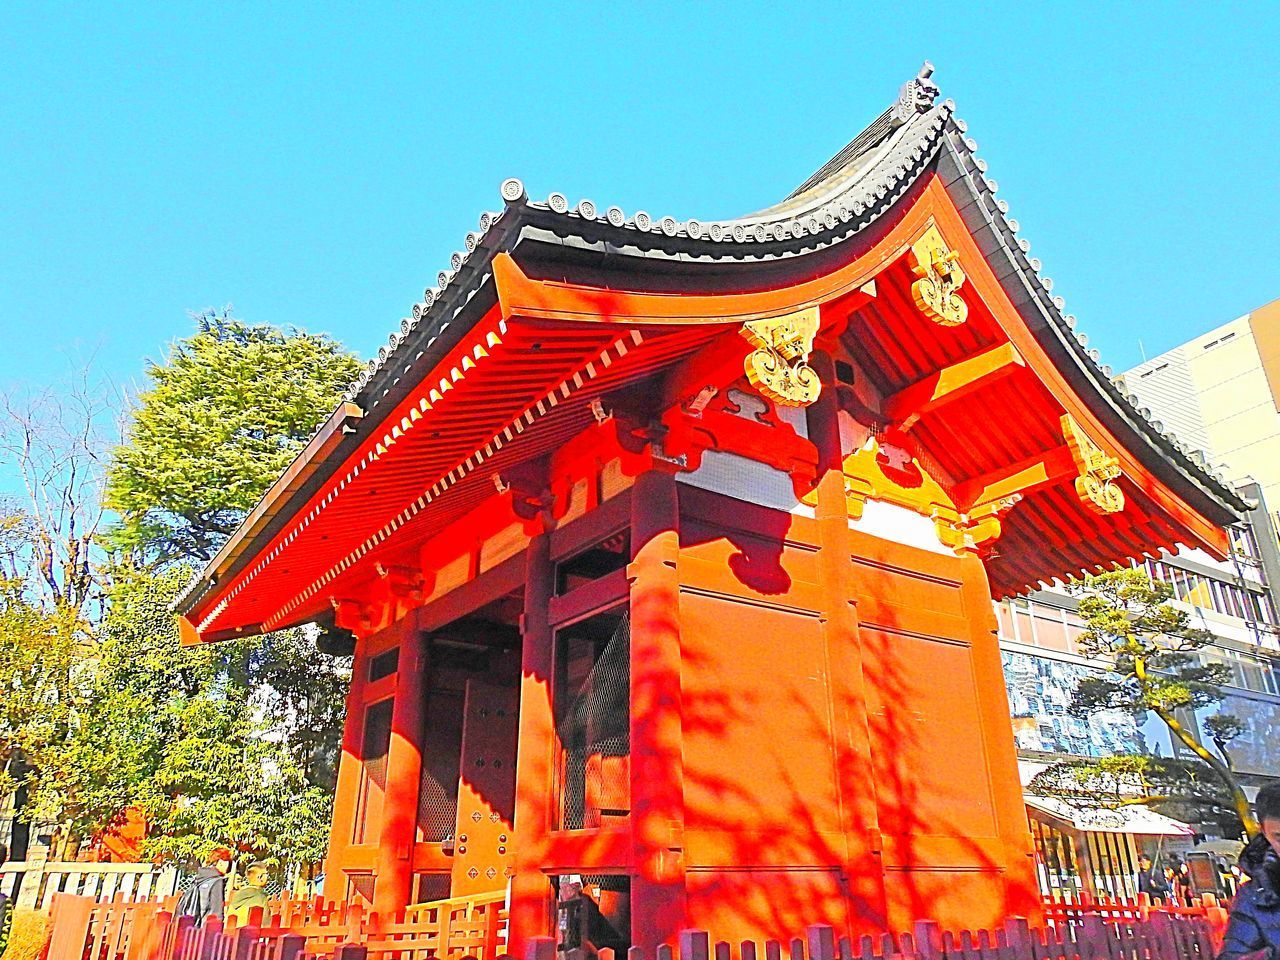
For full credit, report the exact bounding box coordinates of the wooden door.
[450,680,520,897]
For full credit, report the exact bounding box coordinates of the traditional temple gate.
[177,64,1247,952]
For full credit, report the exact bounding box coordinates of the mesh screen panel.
[556,614,630,830]
[413,872,452,904]
[362,699,393,790]
[417,688,464,841]
[348,874,376,906]
[354,698,394,844]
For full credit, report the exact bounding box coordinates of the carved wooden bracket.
[933,496,1022,556]
[740,307,822,407]
[1061,414,1125,514]
[910,224,968,327]
[330,598,374,634]
[375,563,427,602]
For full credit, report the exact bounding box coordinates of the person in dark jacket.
[1138,853,1171,900]
[177,847,232,923]
[1220,784,1280,960]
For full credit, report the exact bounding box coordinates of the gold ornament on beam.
[740,306,822,406]
[1061,414,1125,514]
[910,224,968,327]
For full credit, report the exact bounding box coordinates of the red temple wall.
[670,485,1038,941]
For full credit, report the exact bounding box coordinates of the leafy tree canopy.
[1,309,358,871]
[1033,568,1256,838]
[106,308,361,564]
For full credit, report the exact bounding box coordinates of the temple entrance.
[450,680,519,897]
[413,591,523,904]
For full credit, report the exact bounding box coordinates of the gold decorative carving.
[933,495,1022,556]
[1061,414,1125,514]
[818,435,1022,556]
[740,307,821,407]
[910,224,968,327]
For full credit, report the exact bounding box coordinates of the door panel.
[450,680,520,897]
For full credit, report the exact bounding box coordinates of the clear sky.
[2,2,1278,401]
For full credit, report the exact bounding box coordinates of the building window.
[368,647,400,682]
[353,698,394,844]
[555,531,630,595]
[1147,560,1276,626]
[554,608,630,830]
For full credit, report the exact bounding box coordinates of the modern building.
[1121,298,1280,526]
[993,299,1280,899]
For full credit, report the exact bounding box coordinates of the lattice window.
[353,699,393,844]
[555,611,630,830]
[417,688,464,842]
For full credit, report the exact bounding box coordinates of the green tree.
[106,307,362,564]
[0,576,87,815]
[49,564,338,865]
[89,309,359,868]
[1029,568,1256,837]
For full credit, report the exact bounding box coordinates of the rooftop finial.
[892,61,940,126]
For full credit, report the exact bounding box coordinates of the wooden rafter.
[883,342,1025,432]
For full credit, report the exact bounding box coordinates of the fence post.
[278,933,306,960]
[335,945,369,960]
[807,926,836,960]
[45,894,95,960]
[15,859,47,910]
[232,924,258,960]
[481,898,502,960]
[127,908,172,960]
[682,930,711,960]
[197,915,223,960]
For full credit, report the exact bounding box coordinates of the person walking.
[226,862,272,926]
[177,848,232,925]
[1219,784,1280,960]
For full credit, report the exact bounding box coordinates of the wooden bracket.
[910,224,968,326]
[884,343,1025,432]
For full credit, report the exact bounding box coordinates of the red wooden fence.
[39,892,1229,960]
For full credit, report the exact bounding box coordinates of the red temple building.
[177,65,1247,950]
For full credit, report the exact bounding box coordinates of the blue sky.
[1,2,1277,402]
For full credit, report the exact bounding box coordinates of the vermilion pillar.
[806,351,889,929]
[374,622,426,916]
[628,468,687,948]
[508,530,556,946]
[324,641,370,902]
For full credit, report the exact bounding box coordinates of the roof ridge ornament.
[891,61,940,126]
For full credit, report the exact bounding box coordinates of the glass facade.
[1146,559,1278,627]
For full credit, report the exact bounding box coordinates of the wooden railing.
[522,913,1223,960]
[1042,891,1231,930]
[0,860,180,910]
[40,891,507,960]
[38,889,1230,960]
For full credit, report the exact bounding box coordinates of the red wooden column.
[324,639,371,902]
[628,466,687,948]
[508,530,557,949]
[373,621,426,917]
[805,351,889,931]
[955,552,1041,919]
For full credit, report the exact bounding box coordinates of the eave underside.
[183,175,1242,640]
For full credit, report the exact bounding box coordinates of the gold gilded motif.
[1061,414,1125,514]
[741,307,821,406]
[933,496,1022,555]
[910,224,968,327]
